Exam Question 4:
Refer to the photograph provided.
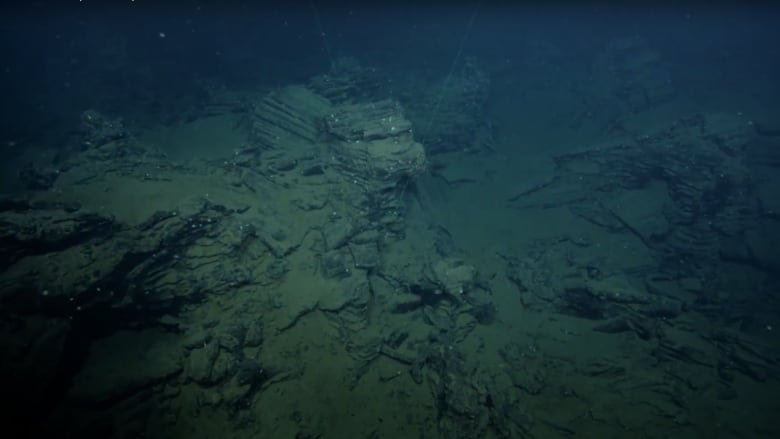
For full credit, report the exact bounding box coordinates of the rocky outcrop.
[325,98,426,235]
[249,85,331,151]
[539,113,759,278]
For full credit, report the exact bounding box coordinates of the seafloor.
[1,17,779,439]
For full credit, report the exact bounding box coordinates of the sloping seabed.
[2,29,780,439]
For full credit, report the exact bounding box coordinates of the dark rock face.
[0,201,114,271]
[18,166,59,190]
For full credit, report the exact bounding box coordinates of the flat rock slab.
[433,258,476,295]
[322,217,354,250]
[349,242,380,269]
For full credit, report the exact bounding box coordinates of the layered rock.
[325,98,426,235]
